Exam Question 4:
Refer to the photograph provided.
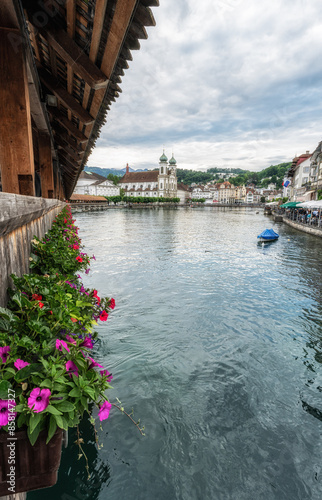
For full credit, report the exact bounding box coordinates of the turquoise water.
[29,207,322,500]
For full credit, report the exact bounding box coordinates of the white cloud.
[88,0,322,172]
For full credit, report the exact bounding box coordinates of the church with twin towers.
[119,151,178,198]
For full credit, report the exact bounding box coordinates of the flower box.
[0,428,63,496]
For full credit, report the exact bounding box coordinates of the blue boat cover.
[257,228,279,239]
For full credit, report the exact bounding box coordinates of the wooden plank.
[53,127,85,151]
[66,0,76,38]
[48,107,89,143]
[0,28,35,195]
[37,64,95,125]
[89,0,108,63]
[54,135,84,158]
[57,153,79,172]
[100,0,137,78]
[38,132,54,198]
[38,26,108,89]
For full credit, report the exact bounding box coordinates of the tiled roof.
[120,171,159,183]
[70,194,107,202]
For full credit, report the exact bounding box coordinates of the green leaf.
[40,379,52,387]
[0,380,10,399]
[46,405,63,416]
[52,401,75,412]
[30,412,42,434]
[14,363,43,382]
[83,386,96,399]
[54,414,68,430]
[46,415,57,444]
[27,421,42,446]
[69,387,81,397]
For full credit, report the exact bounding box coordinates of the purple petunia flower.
[14,359,30,371]
[0,399,16,426]
[98,401,112,421]
[87,357,104,370]
[85,269,90,275]
[100,369,113,382]
[28,388,51,413]
[66,360,79,378]
[0,346,10,363]
[80,337,94,349]
[56,339,70,353]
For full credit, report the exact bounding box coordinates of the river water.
[29,207,322,500]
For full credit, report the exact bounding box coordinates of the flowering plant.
[0,206,139,456]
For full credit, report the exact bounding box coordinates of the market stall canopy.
[280,202,302,208]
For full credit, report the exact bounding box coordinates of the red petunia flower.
[38,302,44,309]
[76,256,83,263]
[32,294,42,301]
[99,310,108,322]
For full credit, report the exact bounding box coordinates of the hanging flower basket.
[0,427,63,496]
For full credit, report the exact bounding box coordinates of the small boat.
[257,228,279,242]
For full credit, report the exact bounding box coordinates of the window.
[161,167,164,174]
[302,178,308,184]
[303,167,310,173]
[160,183,163,189]
[133,185,135,189]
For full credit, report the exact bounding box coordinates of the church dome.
[159,151,168,162]
[169,156,176,165]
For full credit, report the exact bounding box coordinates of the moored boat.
[257,228,279,242]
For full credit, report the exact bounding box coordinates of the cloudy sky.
[88,0,322,172]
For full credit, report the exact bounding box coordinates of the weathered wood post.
[0,27,35,196]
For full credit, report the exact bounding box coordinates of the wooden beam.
[37,64,95,125]
[90,0,108,63]
[53,127,85,151]
[49,107,89,143]
[37,26,109,89]
[57,153,79,172]
[57,145,83,164]
[100,0,137,78]
[39,132,54,198]
[0,28,35,195]
[66,0,76,37]
[54,135,84,158]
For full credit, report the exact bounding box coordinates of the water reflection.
[28,208,322,500]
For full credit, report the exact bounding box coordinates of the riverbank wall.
[282,217,322,238]
[0,193,65,307]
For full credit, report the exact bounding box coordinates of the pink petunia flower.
[98,401,112,421]
[0,399,16,427]
[56,339,70,352]
[109,298,115,310]
[28,388,51,413]
[0,346,10,363]
[87,357,104,370]
[100,369,113,382]
[73,244,79,250]
[66,360,79,378]
[99,311,108,322]
[14,359,30,371]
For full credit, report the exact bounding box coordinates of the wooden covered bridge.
[0,0,158,200]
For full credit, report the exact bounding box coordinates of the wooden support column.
[38,132,54,198]
[0,28,35,196]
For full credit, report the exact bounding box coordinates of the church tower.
[158,150,168,197]
[168,154,177,197]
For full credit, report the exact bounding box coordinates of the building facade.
[119,153,178,198]
[74,171,120,197]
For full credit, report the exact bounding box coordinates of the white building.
[74,171,120,197]
[119,152,178,198]
[287,152,313,201]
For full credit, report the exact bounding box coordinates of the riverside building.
[119,152,178,198]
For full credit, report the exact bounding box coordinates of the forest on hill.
[177,162,292,188]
